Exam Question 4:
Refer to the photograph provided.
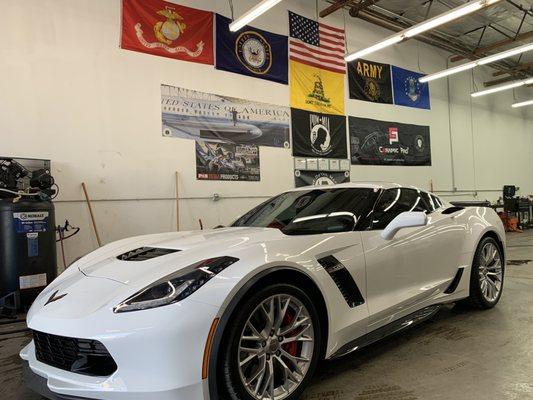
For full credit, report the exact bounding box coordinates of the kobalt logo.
[14,212,48,221]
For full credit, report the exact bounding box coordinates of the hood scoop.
[117,247,180,262]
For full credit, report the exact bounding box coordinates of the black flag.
[348,59,393,104]
[291,108,348,159]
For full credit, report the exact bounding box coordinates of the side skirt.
[330,305,442,359]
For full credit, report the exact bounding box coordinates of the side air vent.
[317,255,365,308]
[117,247,180,261]
[444,267,465,294]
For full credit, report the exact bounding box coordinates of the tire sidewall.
[221,283,322,400]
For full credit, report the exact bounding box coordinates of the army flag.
[348,59,393,104]
[392,66,431,109]
[216,14,288,84]
[291,108,347,159]
[121,0,214,65]
[289,12,346,115]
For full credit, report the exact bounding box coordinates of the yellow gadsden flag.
[290,60,345,115]
[289,12,346,116]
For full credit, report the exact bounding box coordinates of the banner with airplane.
[161,84,290,148]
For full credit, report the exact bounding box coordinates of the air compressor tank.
[0,199,57,311]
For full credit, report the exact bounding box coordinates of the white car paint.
[20,182,506,400]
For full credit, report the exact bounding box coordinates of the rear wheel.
[467,237,504,309]
[221,284,321,400]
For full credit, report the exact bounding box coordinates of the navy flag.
[216,14,288,84]
[392,66,431,110]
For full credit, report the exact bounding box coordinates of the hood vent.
[117,247,180,262]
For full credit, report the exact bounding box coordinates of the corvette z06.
[21,182,506,400]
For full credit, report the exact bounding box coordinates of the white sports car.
[21,182,506,400]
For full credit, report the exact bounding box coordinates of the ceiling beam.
[320,0,354,18]
[349,0,381,17]
[484,75,525,86]
[450,30,533,62]
[492,61,533,77]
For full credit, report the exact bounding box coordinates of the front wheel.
[221,284,321,400]
[467,237,505,309]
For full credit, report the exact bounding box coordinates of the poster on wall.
[349,117,431,166]
[348,59,393,104]
[291,108,347,159]
[295,170,350,187]
[196,141,260,181]
[216,14,288,84]
[121,0,214,65]
[392,66,431,110]
[161,85,290,148]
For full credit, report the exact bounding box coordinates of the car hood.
[76,227,285,285]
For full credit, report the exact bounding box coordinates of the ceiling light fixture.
[229,0,284,32]
[345,0,502,62]
[420,42,533,83]
[471,77,533,97]
[512,99,533,108]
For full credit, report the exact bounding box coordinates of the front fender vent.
[117,247,180,261]
[318,255,365,308]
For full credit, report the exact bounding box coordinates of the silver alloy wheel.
[478,242,503,303]
[237,294,315,400]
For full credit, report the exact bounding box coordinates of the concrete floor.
[2,232,532,400]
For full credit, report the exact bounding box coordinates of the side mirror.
[381,211,428,240]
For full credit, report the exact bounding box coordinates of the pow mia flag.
[291,108,348,159]
[348,58,393,104]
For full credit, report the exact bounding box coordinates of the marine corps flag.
[348,59,393,104]
[289,12,346,115]
[121,0,214,65]
[216,14,288,84]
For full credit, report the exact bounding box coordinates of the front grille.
[33,331,117,377]
[117,247,180,261]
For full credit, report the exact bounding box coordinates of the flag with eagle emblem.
[121,0,214,65]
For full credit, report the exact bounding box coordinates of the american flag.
[289,11,346,74]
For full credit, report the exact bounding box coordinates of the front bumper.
[22,299,219,400]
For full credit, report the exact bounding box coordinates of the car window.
[431,194,443,209]
[232,188,379,234]
[371,188,431,230]
[420,191,435,211]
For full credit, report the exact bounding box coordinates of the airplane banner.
[161,84,290,148]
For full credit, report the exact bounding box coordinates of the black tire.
[221,283,322,400]
[466,236,505,309]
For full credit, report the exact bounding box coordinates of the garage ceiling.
[323,0,533,86]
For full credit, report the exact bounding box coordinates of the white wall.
[0,0,531,267]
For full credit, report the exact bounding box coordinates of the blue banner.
[216,14,288,84]
[392,66,430,110]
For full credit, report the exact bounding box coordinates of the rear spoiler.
[450,201,491,207]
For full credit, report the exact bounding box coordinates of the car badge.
[44,290,67,306]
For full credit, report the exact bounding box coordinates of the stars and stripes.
[289,11,346,74]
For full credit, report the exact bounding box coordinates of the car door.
[360,188,464,331]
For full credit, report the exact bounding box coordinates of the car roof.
[288,181,435,193]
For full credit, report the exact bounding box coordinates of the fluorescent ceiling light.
[512,99,533,108]
[229,0,284,32]
[419,42,533,83]
[345,0,502,62]
[471,77,533,97]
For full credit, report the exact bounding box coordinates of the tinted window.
[420,191,435,211]
[431,194,443,209]
[232,188,378,234]
[371,188,431,230]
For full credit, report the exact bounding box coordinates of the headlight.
[114,256,238,313]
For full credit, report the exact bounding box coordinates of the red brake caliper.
[281,312,298,356]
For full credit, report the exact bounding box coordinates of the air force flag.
[392,66,431,110]
[216,14,288,84]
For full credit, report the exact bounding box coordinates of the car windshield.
[232,188,378,234]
